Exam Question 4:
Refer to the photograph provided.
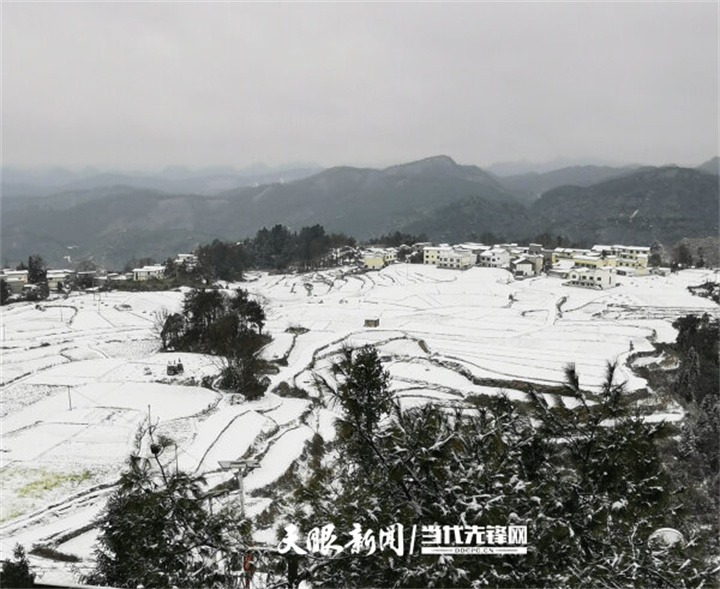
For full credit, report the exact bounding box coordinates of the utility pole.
[218,459,260,516]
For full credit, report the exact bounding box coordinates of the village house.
[572,253,617,269]
[46,269,74,291]
[551,247,592,264]
[362,248,397,270]
[456,242,489,262]
[174,253,198,268]
[1,269,29,294]
[512,255,544,277]
[423,245,451,265]
[547,259,575,278]
[411,242,433,254]
[363,252,385,270]
[133,264,166,281]
[566,267,616,290]
[478,247,511,269]
[438,249,475,270]
[382,249,397,264]
[613,246,650,275]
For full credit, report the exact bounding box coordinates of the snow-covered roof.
[47,269,73,277]
[613,245,650,252]
[552,260,576,271]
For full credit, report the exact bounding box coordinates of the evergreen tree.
[0,544,35,588]
[27,254,47,284]
[0,280,11,305]
[283,350,716,588]
[160,288,271,399]
[87,454,250,588]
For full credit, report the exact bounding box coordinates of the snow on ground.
[244,425,314,491]
[1,266,716,581]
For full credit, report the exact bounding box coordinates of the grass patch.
[17,470,92,498]
[0,509,24,524]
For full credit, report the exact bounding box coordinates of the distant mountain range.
[495,165,643,200]
[2,156,717,269]
[2,164,322,198]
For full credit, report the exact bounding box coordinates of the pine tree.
[87,454,250,588]
[0,544,35,588]
[283,352,717,588]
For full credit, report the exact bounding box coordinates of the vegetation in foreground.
[272,346,717,587]
[3,302,717,588]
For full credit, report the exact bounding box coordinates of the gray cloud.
[3,2,717,170]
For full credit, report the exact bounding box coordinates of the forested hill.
[527,166,719,246]
[1,156,717,268]
[495,164,641,200]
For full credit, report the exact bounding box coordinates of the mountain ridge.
[2,156,716,268]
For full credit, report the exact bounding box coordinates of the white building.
[547,259,575,278]
[566,267,615,290]
[133,265,166,281]
[423,245,451,265]
[1,269,29,294]
[478,248,511,269]
[592,245,650,275]
[438,249,475,270]
[512,257,535,277]
[362,248,396,270]
[175,253,198,268]
[363,252,385,270]
[46,269,73,290]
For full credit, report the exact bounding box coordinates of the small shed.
[364,318,380,328]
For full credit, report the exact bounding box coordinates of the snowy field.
[1,265,716,582]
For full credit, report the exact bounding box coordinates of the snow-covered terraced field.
[1,265,716,583]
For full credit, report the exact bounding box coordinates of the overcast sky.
[3,2,718,171]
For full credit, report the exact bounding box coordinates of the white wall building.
[438,249,475,270]
[567,267,615,290]
[363,252,385,270]
[423,245,451,265]
[478,248,511,269]
[46,269,73,290]
[1,269,29,294]
[512,257,535,277]
[175,253,198,268]
[362,248,396,270]
[133,265,166,281]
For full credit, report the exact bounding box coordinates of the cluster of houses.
[362,242,651,290]
[0,253,198,295]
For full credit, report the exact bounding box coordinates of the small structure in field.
[166,359,185,376]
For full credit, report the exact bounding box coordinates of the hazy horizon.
[3,3,718,171]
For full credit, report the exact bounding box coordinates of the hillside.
[1,156,521,267]
[2,158,717,268]
[2,266,717,584]
[529,166,719,246]
[1,165,321,198]
[497,165,641,200]
[399,195,529,242]
[697,156,719,176]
